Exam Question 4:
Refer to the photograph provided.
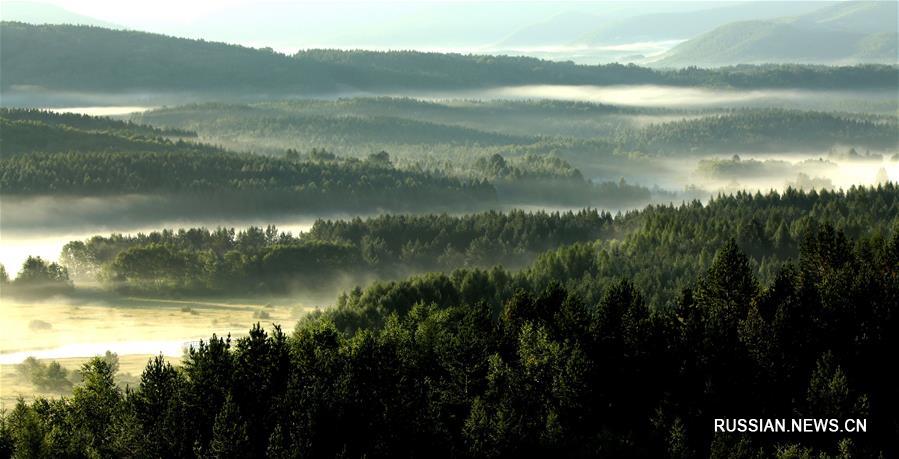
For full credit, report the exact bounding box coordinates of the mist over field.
[0,1,898,456]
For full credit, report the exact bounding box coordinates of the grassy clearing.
[0,354,163,409]
[0,293,316,409]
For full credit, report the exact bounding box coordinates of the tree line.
[0,256,73,298]
[2,223,895,457]
[329,184,899,330]
[0,108,194,138]
[56,210,614,296]
[51,185,899,301]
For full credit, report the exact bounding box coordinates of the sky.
[6,0,687,21]
[0,0,852,58]
[0,1,737,30]
[7,0,256,24]
[0,0,695,51]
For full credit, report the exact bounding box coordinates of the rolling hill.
[1,21,896,101]
[575,1,825,45]
[653,1,898,66]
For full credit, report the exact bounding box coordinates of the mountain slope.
[794,0,898,34]
[653,1,898,66]
[497,12,605,47]
[577,1,826,45]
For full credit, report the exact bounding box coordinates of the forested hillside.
[131,100,899,189]
[329,184,899,325]
[0,108,201,155]
[0,110,495,210]
[2,22,897,95]
[135,101,899,159]
[654,1,899,67]
[3,185,896,458]
[610,109,899,154]
[1,108,193,137]
[0,149,495,210]
[0,108,655,210]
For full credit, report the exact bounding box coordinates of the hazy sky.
[8,0,257,23]
[0,1,739,29]
[0,0,688,50]
[7,0,690,20]
[0,0,851,55]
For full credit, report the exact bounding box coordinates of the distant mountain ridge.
[1,21,897,101]
[573,1,827,45]
[653,1,898,66]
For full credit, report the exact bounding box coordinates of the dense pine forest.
[2,185,897,457]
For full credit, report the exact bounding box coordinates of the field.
[0,292,310,409]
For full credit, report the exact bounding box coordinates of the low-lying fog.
[485,40,685,65]
[0,198,621,275]
[46,106,153,117]
[3,154,895,275]
[615,154,898,192]
[3,150,891,368]
[7,85,898,113]
[391,86,898,112]
[0,202,325,272]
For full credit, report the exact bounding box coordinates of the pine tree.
[207,395,250,459]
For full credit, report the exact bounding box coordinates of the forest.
[3,22,898,96]
[130,101,899,192]
[2,187,896,457]
[12,185,892,308]
[44,209,613,296]
[0,149,493,207]
[1,11,898,458]
[0,108,656,212]
[4,103,893,226]
[134,102,899,158]
[608,109,899,155]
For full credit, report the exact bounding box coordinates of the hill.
[0,108,496,212]
[133,100,899,160]
[613,109,899,154]
[497,11,604,47]
[0,108,200,155]
[654,1,898,66]
[2,22,897,100]
[0,109,651,212]
[575,1,824,45]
